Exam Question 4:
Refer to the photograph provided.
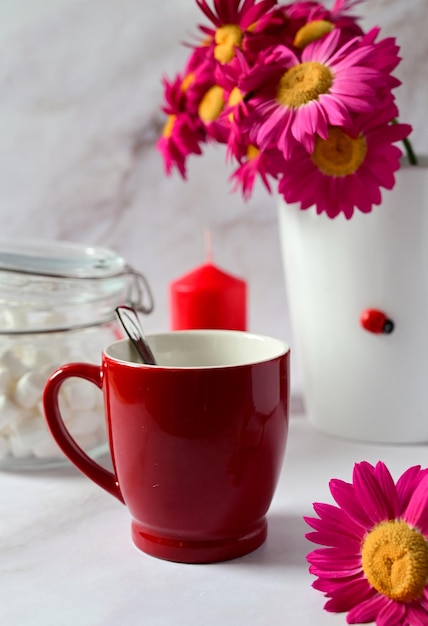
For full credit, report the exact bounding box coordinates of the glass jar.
[0,239,153,471]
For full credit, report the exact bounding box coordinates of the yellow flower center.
[181,73,195,92]
[214,24,243,63]
[162,114,176,139]
[276,61,333,108]
[198,85,224,123]
[311,127,367,177]
[227,86,243,122]
[294,20,335,48]
[246,144,260,160]
[361,520,428,603]
[228,86,243,108]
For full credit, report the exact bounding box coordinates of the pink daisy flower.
[157,0,414,214]
[281,0,364,49]
[241,7,292,59]
[358,27,402,85]
[284,0,363,26]
[277,101,412,219]
[157,69,209,178]
[229,138,284,199]
[242,27,396,157]
[305,461,428,625]
[157,47,228,177]
[213,51,252,146]
[179,47,219,113]
[157,112,205,179]
[195,0,278,63]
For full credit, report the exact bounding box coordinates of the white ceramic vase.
[278,158,428,443]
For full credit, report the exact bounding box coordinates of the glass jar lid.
[0,239,153,333]
[0,239,126,278]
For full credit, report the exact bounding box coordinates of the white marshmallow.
[32,436,63,459]
[9,432,33,458]
[38,363,65,391]
[0,323,115,463]
[0,367,11,393]
[11,415,46,449]
[0,349,28,379]
[19,345,61,370]
[14,371,46,409]
[67,410,103,437]
[0,394,22,427]
[76,431,105,452]
[62,379,99,411]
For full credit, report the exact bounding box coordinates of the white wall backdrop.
[0,0,426,392]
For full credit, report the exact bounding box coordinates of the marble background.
[0,0,426,392]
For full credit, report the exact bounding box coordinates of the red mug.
[43,330,290,563]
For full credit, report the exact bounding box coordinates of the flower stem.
[402,136,418,165]
[393,118,418,165]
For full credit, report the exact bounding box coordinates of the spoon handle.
[115,306,157,365]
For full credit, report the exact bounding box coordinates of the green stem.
[402,135,418,166]
[392,118,418,165]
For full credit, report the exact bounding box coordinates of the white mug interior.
[105,330,289,369]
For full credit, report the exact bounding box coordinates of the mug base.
[131,518,268,564]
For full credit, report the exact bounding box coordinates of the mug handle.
[43,363,124,504]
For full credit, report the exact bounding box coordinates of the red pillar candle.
[169,261,247,331]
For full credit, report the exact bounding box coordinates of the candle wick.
[204,228,213,264]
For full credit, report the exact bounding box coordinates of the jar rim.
[0,239,126,279]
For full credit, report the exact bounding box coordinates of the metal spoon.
[115,305,157,365]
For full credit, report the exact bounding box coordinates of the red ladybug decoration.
[360,309,394,334]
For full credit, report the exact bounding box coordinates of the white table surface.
[1,413,427,626]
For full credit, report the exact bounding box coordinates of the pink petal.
[312,572,365,594]
[322,177,343,217]
[319,94,351,126]
[330,92,374,112]
[307,547,362,578]
[353,461,398,523]
[376,599,406,626]
[304,28,341,65]
[363,152,398,188]
[345,174,372,215]
[324,34,360,65]
[302,100,323,135]
[354,170,382,207]
[396,465,428,513]
[329,478,374,528]
[323,577,375,612]
[291,104,318,144]
[257,104,289,140]
[316,178,342,218]
[421,586,428,607]
[374,462,399,518]
[406,603,428,626]
[312,501,366,540]
[332,45,381,69]
[311,102,329,138]
[332,77,379,99]
[369,123,412,145]
[293,125,317,154]
[346,593,391,624]
[277,112,296,159]
[404,473,428,533]
[305,529,362,550]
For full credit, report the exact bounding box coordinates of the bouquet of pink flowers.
[157,0,413,219]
